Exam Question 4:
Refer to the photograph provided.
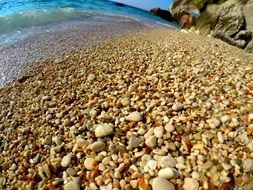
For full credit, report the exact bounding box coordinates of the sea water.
[0,0,176,45]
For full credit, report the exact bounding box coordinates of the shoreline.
[0,28,253,189]
[0,18,172,87]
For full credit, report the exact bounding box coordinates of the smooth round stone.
[90,141,106,152]
[165,124,175,133]
[154,126,164,138]
[152,177,175,190]
[95,124,113,137]
[61,155,72,167]
[183,178,199,190]
[126,111,143,122]
[145,135,157,148]
[64,181,80,190]
[172,103,184,111]
[121,98,130,106]
[158,168,179,179]
[84,158,97,170]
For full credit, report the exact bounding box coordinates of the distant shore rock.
[167,0,253,53]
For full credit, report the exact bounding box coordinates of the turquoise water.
[0,0,175,40]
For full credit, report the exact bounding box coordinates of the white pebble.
[207,118,221,128]
[126,111,142,122]
[160,156,177,168]
[61,155,71,167]
[147,160,157,171]
[191,171,200,179]
[121,98,130,106]
[152,177,175,190]
[154,126,164,138]
[84,158,97,170]
[217,132,224,144]
[145,135,157,148]
[183,178,199,190]
[172,103,184,111]
[95,124,113,137]
[158,168,179,179]
[165,124,175,133]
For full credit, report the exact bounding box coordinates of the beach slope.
[0,29,253,189]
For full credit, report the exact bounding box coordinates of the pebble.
[128,136,142,148]
[126,111,142,122]
[172,103,184,111]
[84,158,97,170]
[64,181,80,190]
[217,132,224,143]
[207,118,221,128]
[54,58,64,64]
[147,160,158,170]
[221,115,230,123]
[66,168,77,176]
[230,118,240,127]
[87,74,96,81]
[44,135,52,145]
[145,135,157,148]
[191,171,200,179]
[165,124,175,133]
[183,178,199,190]
[154,126,164,138]
[160,156,177,168]
[90,141,106,152]
[243,159,253,172]
[120,98,130,106]
[152,177,175,190]
[95,124,113,137]
[61,155,72,167]
[158,167,179,179]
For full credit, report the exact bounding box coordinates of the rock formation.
[169,0,253,53]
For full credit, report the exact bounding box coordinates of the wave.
[0,8,101,34]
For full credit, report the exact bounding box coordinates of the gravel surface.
[0,28,253,190]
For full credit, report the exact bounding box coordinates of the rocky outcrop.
[245,39,253,53]
[169,0,253,52]
[243,0,253,32]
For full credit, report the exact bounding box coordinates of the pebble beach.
[0,28,253,190]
